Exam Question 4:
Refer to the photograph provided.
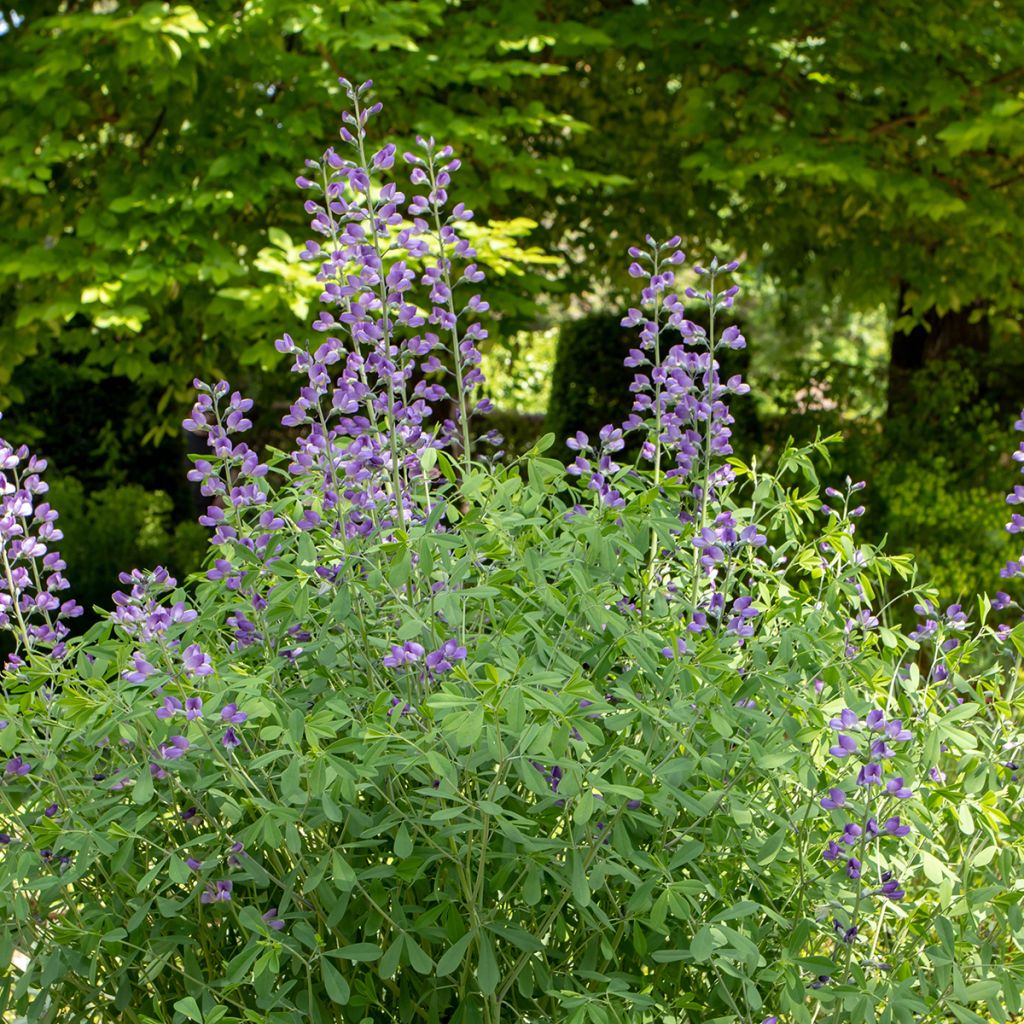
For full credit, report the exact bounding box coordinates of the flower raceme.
[0,414,82,666]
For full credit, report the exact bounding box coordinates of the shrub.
[45,478,207,625]
[1,80,1022,1024]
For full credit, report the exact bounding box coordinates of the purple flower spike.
[820,788,846,810]
[857,762,883,787]
[885,776,913,799]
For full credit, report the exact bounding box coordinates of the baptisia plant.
[0,79,1022,1024]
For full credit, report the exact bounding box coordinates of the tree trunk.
[887,282,990,418]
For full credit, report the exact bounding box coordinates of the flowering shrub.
[1,80,1023,1024]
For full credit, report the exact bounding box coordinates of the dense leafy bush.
[46,478,207,625]
[545,315,639,457]
[1,81,1023,1024]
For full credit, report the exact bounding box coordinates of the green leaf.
[333,943,383,962]
[132,767,154,805]
[571,854,590,907]
[436,931,474,977]
[756,827,787,866]
[379,937,404,980]
[173,996,203,1022]
[476,934,500,995]
[405,935,433,975]
[690,926,714,962]
[394,824,413,859]
[321,958,351,1005]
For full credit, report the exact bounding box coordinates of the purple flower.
[123,652,157,684]
[182,644,213,678]
[425,639,467,674]
[159,736,190,761]
[885,719,912,742]
[829,734,858,759]
[820,788,846,810]
[872,876,905,901]
[692,528,725,566]
[661,637,689,659]
[857,762,883,787]
[43,803,58,818]
[885,776,913,799]
[200,880,233,904]
[184,697,203,720]
[382,640,425,668]
[5,756,31,776]
[829,708,860,731]
[222,728,242,749]
[220,703,247,724]
[186,857,203,871]
[261,906,286,930]
[156,696,183,720]
[865,709,886,731]
[840,822,862,845]
[822,840,842,862]
[883,815,911,837]
[846,857,861,880]
[833,919,858,944]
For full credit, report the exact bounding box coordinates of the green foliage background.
[1,0,1023,608]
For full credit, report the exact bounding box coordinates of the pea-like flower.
[261,907,286,931]
[220,703,247,724]
[199,880,233,904]
[857,762,883,786]
[885,776,913,799]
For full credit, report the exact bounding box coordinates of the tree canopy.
[2,0,1022,440]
